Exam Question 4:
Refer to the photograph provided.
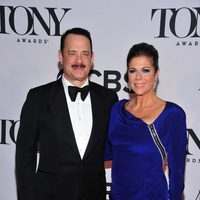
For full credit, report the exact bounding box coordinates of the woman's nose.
[135,71,141,80]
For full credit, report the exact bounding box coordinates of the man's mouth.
[72,64,85,68]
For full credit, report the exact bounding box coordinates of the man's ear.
[91,52,94,64]
[58,50,63,65]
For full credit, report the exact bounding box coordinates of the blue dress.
[105,99,187,200]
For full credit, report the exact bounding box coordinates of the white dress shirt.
[62,75,93,159]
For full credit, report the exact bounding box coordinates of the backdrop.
[0,0,200,199]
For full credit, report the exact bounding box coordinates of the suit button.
[80,164,84,168]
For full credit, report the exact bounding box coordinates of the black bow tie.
[68,85,90,102]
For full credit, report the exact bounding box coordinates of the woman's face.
[128,55,158,96]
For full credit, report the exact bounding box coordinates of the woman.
[105,43,187,200]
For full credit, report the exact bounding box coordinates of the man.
[16,27,118,200]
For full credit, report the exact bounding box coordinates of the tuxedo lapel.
[83,84,105,160]
[46,79,81,159]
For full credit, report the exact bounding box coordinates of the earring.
[153,77,159,92]
[128,84,132,92]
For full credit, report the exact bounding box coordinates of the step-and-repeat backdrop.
[0,0,199,199]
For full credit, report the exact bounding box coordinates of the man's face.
[59,33,94,87]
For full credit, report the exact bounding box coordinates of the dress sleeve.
[167,107,187,200]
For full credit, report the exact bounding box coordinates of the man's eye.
[82,52,90,56]
[68,51,76,55]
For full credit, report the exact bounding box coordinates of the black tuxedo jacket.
[16,78,118,200]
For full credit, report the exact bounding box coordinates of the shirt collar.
[62,75,89,88]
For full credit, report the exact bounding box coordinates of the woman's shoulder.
[110,99,128,114]
[166,101,186,117]
[113,99,128,107]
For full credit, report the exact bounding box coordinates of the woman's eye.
[129,69,136,73]
[142,68,150,73]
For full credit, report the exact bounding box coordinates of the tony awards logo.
[0,5,71,44]
[151,7,200,46]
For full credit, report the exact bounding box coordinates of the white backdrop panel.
[0,0,200,199]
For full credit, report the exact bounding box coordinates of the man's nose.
[75,54,83,63]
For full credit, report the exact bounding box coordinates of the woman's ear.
[155,68,160,79]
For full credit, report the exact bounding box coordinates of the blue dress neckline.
[119,99,168,126]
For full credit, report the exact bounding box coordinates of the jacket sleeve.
[15,89,40,200]
[105,135,113,161]
[104,93,118,161]
[167,107,187,200]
